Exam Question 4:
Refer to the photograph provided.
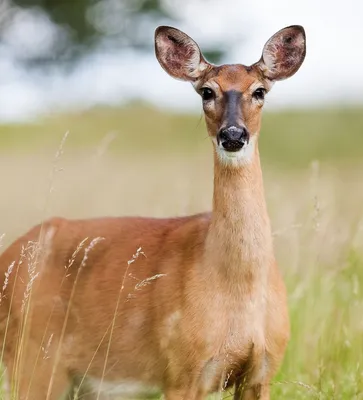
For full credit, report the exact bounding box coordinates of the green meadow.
[1,105,362,399]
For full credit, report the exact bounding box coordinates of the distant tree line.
[1,0,224,66]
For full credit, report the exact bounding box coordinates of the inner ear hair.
[155,26,209,82]
[258,25,306,81]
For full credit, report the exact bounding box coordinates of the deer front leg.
[234,383,270,400]
[248,384,270,400]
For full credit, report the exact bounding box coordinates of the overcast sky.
[0,0,362,122]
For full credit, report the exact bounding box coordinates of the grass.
[0,105,363,398]
[274,252,363,399]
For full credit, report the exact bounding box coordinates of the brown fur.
[0,26,306,400]
[197,64,267,138]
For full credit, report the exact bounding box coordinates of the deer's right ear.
[155,26,210,82]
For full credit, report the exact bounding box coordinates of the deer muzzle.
[217,126,249,152]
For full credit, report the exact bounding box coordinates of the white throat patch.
[214,135,257,167]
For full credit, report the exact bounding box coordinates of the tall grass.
[0,106,362,398]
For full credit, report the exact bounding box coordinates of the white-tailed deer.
[0,25,306,399]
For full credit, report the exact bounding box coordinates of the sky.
[0,0,362,122]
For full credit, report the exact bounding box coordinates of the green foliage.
[4,0,227,65]
[14,0,95,43]
[6,0,177,64]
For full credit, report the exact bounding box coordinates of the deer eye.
[252,88,266,101]
[200,87,215,101]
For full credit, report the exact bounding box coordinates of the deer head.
[155,25,306,166]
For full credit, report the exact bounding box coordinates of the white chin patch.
[214,136,257,167]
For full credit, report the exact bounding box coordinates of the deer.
[0,25,306,400]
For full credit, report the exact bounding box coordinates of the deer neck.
[204,143,274,285]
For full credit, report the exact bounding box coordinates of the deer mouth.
[221,140,245,152]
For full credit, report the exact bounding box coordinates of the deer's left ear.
[257,25,306,81]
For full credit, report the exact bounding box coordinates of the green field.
[1,105,363,167]
[1,105,363,399]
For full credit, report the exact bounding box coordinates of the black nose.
[218,126,249,152]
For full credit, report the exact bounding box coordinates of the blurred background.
[1,0,363,119]
[0,0,363,399]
